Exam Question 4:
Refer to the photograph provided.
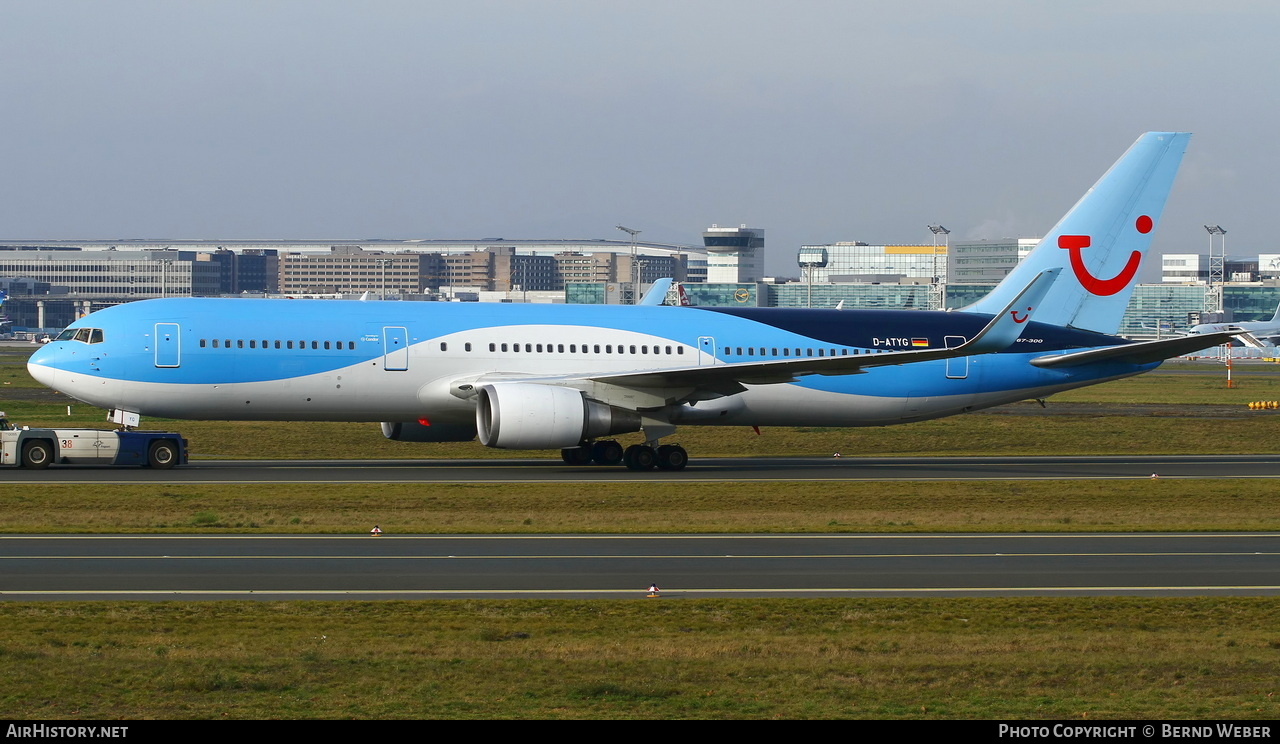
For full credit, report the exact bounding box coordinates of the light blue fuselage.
[27,297,1151,432]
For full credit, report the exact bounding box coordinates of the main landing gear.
[560,439,689,471]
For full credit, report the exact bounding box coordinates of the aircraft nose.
[27,345,65,388]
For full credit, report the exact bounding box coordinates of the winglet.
[638,278,674,306]
[963,268,1061,353]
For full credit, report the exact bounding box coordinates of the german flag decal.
[911,338,929,347]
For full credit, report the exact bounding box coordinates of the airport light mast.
[928,224,950,311]
[1204,224,1227,316]
[616,225,642,304]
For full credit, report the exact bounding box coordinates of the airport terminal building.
[3,234,1278,344]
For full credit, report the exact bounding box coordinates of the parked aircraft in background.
[1187,301,1280,348]
[27,132,1234,471]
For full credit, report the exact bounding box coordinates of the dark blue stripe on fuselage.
[691,307,1126,352]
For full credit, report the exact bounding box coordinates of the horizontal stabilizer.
[1030,330,1238,368]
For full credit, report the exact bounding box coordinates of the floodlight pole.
[928,225,950,311]
[1204,224,1227,315]
[616,225,641,304]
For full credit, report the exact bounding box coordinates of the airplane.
[1187,300,1280,348]
[27,132,1237,471]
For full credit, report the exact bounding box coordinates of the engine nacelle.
[475,383,641,449]
[380,419,477,442]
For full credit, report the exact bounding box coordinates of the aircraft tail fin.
[1270,300,1280,324]
[963,132,1190,335]
[638,278,673,306]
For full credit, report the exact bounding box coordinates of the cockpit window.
[55,328,105,344]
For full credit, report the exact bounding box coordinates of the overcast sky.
[2,1,1275,276]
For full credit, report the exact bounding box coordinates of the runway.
[2,533,1278,599]
[8,453,1280,483]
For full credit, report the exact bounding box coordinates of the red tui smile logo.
[1010,308,1031,323]
[1058,216,1151,296]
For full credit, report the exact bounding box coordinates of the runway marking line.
[4,551,1278,560]
[4,533,1278,540]
[4,586,1280,597]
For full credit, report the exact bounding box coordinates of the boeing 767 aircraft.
[28,132,1234,471]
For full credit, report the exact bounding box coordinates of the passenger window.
[200,339,207,348]
[465,342,472,352]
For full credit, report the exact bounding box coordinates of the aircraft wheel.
[148,440,179,469]
[655,444,688,471]
[624,444,656,471]
[561,445,593,465]
[22,440,53,469]
[591,440,624,466]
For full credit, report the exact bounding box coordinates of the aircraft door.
[698,336,718,365]
[383,326,409,371]
[944,335,968,379]
[154,323,181,368]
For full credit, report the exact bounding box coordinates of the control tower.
[702,225,763,283]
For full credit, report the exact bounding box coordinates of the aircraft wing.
[1029,330,1239,368]
[582,269,1061,390]
[451,271,1059,407]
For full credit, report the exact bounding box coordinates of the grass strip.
[0,598,1275,719]
[3,480,1277,534]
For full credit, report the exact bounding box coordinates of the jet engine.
[380,419,477,442]
[475,383,641,449]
